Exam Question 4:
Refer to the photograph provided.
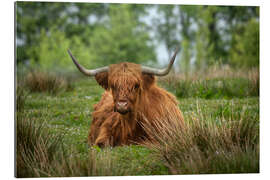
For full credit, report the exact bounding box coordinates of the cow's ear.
[142,74,155,89]
[95,72,109,90]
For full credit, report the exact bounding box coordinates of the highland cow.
[68,48,184,147]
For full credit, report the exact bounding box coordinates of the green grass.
[16,71,259,177]
[158,67,259,99]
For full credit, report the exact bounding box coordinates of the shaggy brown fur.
[88,62,184,147]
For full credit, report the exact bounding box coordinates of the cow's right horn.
[141,47,180,76]
[68,49,109,76]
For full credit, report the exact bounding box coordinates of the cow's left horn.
[68,49,109,76]
[141,47,180,76]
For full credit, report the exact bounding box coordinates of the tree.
[154,5,180,58]
[64,2,108,45]
[194,6,208,70]
[16,2,155,70]
[16,2,107,64]
[27,27,93,71]
[87,4,156,67]
[229,18,259,68]
[222,6,259,68]
[178,5,197,73]
[194,5,259,69]
[17,2,259,71]
[16,2,69,64]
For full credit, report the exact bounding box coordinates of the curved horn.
[68,49,109,76]
[141,47,180,76]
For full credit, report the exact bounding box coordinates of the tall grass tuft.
[16,86,28,112]
[16,113,126,177]
[24,70,74,94]
[142,102,259,174]
[16,113,63,177]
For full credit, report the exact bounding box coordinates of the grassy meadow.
[15,67,259,177]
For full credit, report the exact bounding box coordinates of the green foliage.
[179,38,192,73]
[155,5,259,70]
[194,7,208,70]
[17,2,155,70]
[16,2,69,63]
[28,28,68,70]
[230,18,259,68]
[17,2,259,71]
[16,2,107,64]
[27,27,96,71]
[88,4,156,67]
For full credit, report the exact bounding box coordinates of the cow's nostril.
[117,101,128,107]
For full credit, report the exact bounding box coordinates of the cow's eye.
[134,84,140,89]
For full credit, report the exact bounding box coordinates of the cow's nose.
[117,100,128,107]
[116,100,129,114]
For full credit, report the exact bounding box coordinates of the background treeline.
[16,2,259,72]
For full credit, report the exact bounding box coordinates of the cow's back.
[138,86,184,130]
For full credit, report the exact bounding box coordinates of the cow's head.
[68,48,179,114]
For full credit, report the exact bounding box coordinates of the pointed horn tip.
[175,46,180,54]
[67,49,77,63]
[67,49,72,55]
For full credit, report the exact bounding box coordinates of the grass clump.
[16,113,63,177]
[143,100,259,174]
[16,86,28,112]
[24,70,74,94]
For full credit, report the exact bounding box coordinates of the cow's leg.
[94,120,113,147]
[94,128,111,147]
